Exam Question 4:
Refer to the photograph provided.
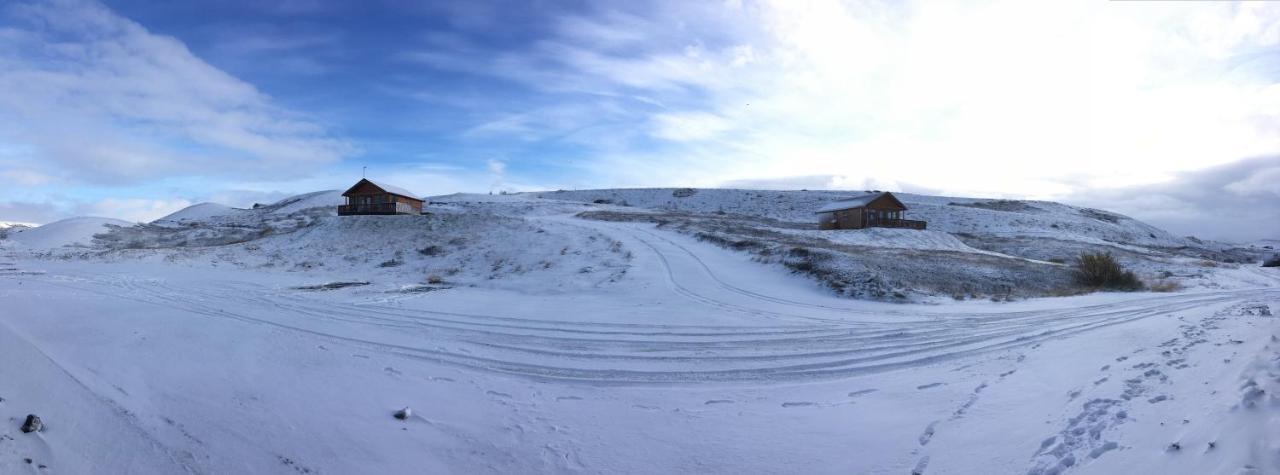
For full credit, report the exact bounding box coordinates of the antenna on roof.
[362,166,367,178]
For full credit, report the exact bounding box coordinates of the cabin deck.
[865,218,927,230]
[337,203,420,215]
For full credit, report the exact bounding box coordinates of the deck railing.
[337,202,417,215]
[866,218,927,230]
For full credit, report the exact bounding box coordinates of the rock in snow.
[394,407,412,420]
[21,414,42,433]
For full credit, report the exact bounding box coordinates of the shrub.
[1074,252,1142,291]
[1196,259,1219,268]
[1263,255,1280,268]
[1147,279,1182,293]
[426,275,444,284]
[1047,257,1066,264]
[672,188,698,198]
[418,245,444,256]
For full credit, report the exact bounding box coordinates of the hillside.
[2,217,133,248]
[4,188,1270,300]
[1,188,1278,474]
[535,188,1187,247]
[533,188,1277,299]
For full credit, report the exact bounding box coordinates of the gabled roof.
[342,178,422,201]
[815,191,907,213]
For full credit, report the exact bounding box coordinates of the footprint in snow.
[917,382,945,390]
[1093,377,1109,386]
[704,400,734,405]
[485,390,512,398]
[555,396,583,402]
[848,389,878,398]
[918,421,938,445]
[911,455,930,475]
[781,402,816,408]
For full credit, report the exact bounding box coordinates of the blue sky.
[0,0,1277,241]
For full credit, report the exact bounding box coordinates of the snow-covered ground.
[2,217,133,248]
[1,189,1278,474]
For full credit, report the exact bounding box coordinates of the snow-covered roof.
[345,179,421,200]
[815,192,894,213]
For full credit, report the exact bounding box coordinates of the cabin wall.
[340,191,425,215]
[817,212,837,230]
[818,208,866,229]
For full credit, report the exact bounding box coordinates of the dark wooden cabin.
[816,191,926,230]
[338,179,424,215]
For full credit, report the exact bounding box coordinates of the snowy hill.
[3,217,133,248]
[0,188,1278,474]
[152,202,239,227]
[7,188,1271,300]
[152,190,345,228]
[534,188,1187,248]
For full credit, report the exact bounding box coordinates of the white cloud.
[0,0,352,184]
[485,0,1277,208]
[80,197,193,223]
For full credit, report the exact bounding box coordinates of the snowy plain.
[1,189,1278,474]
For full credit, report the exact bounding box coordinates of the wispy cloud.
[0,0,352,185]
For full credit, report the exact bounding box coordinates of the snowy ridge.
[534,188,1189,248]
[3,217,133,248]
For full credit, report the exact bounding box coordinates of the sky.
[0,0,1276,241]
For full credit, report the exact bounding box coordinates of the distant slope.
[534,188,1187,248]
[151,190,343,228]
[6,217,133,248]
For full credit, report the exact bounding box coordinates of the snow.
[152,202,238,227]
[3,217,133,248]
[2,189,1279,473]
[779,227,994,253]
[535,188,1191,248]
[814,191,886,213]
[350,180,420,200]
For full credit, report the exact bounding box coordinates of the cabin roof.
[815,191,906,213]
[342,178,422,201]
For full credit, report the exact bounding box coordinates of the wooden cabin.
[816,191,926,230]
[338,178,424,215]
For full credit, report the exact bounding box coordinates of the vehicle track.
[25,265,1276,384]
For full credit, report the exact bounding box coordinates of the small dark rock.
[20,414,42,433]
[393,407,412,420]
[24,458,32,464]
[1168,442,1181,451]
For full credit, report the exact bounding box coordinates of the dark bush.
[1263,255,1280,267]
[418,245,444,256]
[1074,252,1142,290]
